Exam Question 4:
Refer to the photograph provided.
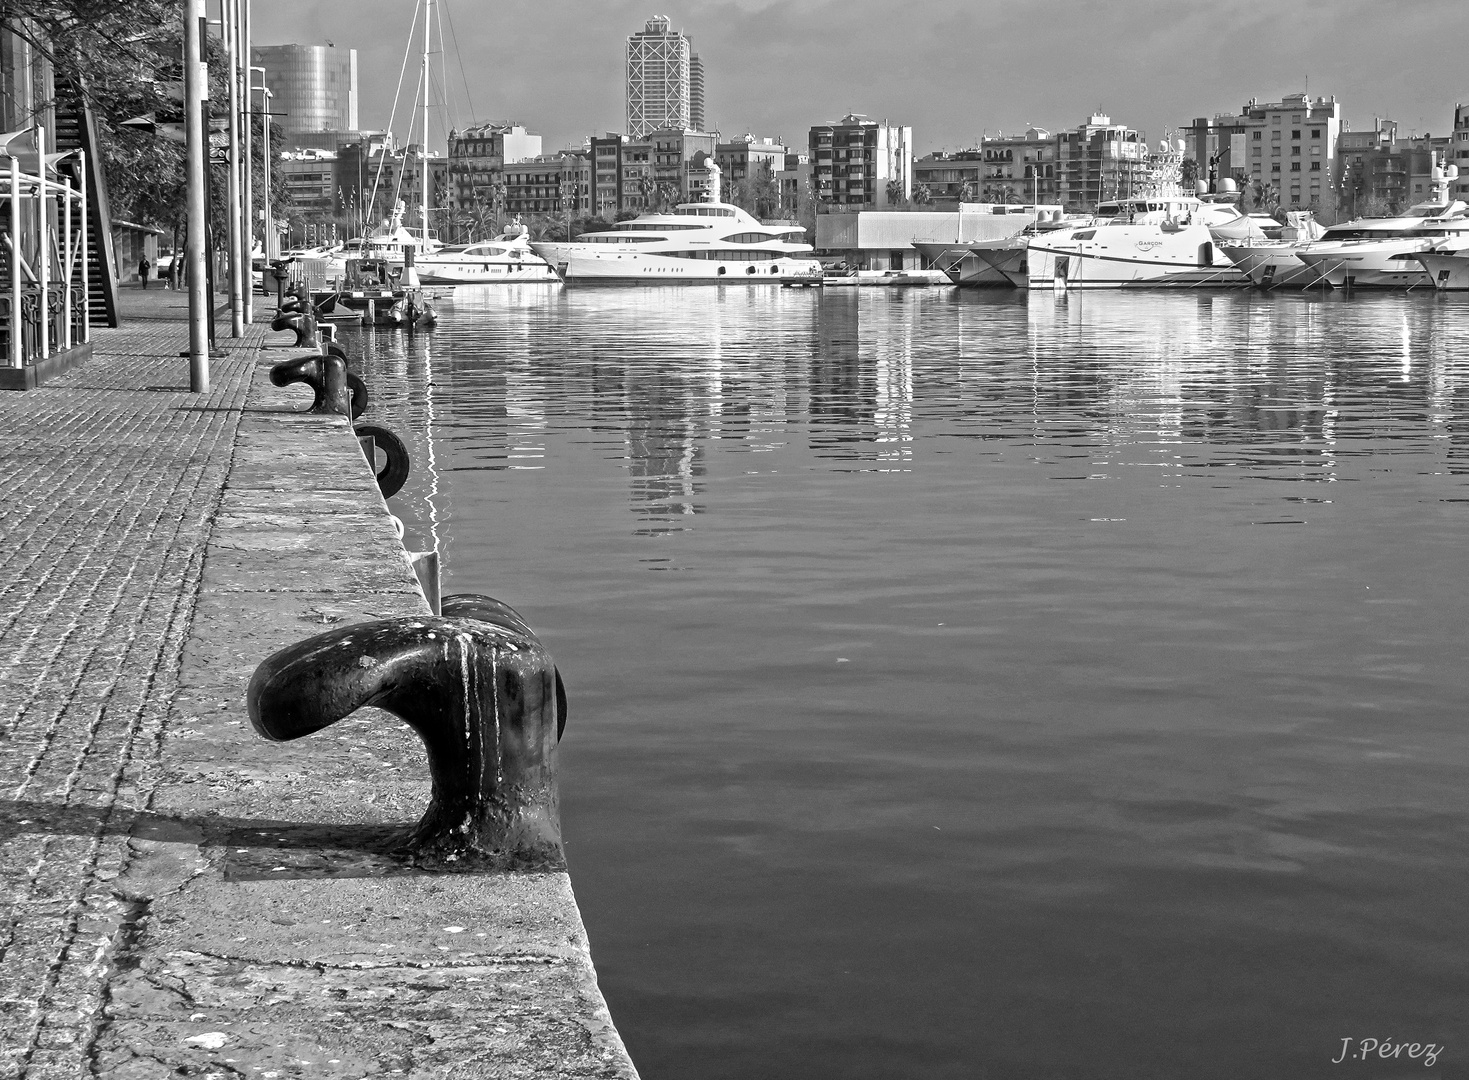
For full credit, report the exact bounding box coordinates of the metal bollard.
[246,610,566,869]
[270,353,354,416]
[270,308,320,349]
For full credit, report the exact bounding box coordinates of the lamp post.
[250,67,273,259]
[185,0,209,390]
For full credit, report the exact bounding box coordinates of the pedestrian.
[139,255,150,289]
[168,256,181,291]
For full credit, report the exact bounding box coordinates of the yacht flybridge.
[531,202,821,284]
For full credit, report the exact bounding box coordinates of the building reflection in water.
[808,292,915,469]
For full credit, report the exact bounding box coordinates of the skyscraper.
[252,43,358,139]
[626,15,704,138]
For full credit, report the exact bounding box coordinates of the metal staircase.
[52,80,120,328]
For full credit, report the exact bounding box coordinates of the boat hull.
[1414,251,1469,290]
[1292,239,1435,288]
[544,250,823,284]
[416,262,558,284]
[1025,224,1246,289]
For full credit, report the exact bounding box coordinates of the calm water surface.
[348,287,1469,1080]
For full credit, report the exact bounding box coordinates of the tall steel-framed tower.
[626,15,702,138]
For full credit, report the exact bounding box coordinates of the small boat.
[322,201,442,279]
[416,220,558,284]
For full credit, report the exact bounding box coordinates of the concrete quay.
[0,290,638,1079]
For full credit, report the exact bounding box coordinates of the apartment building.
[913,150,982,204]
[502,153,591,217]
[1336,118,1452,216]
[446,123,542,210]
[1453,104,1469,197]
[1238,94,1341,210]
[980,128,1056,204]
[1055,114,1147,209]
[809,115,912,209]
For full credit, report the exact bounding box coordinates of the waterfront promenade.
[0,290,637,1078]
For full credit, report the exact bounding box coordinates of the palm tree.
[912,184,933,206]
[885,178,908,206]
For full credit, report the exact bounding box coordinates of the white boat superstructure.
[530,201,821,284]
[416,223,557,284]
[966,212,1097,287]
[1292,161,1468,288]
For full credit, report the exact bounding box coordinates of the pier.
[0,289,638,1077]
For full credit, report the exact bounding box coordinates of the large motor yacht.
[1412,236,1469,290]
[531,202,821,284]
[1021,142,1274,289]
[416,221,557,284]
[1291,159,1467,288]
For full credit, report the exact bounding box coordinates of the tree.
[1180,157,1200,189]
[959,180,976,203]
[885,178,908,206]
[750,160,781,220]
[1249,179,1281,216]
[912,183,933,206]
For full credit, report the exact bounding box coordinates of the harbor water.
[347,286,1469,1079]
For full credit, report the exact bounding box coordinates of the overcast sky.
[251,0,1466,155]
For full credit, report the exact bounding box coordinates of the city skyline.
[250,0,1466,157]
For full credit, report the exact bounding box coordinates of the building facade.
[251,43,358,139]
[775,152,811,216]
[980,128,1057,204]
[626,16,703,138]
[716,135,785,211]
[1452,104,1469,198]
[1336,118,1451,217]
[809,115,912,209]
[1236,94,1341,211]
[502,153,591,217]
[446,123,542,212]
[1055,114,1147,209]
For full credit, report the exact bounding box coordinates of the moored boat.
[416,221,557,284]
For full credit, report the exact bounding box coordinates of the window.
[1311,128,1322,139]
[1252,146,1262,156]
[1252,130,1262,140]
[1271,163,1281,173]
[1271,130,1281,141]
[1310,162,1321,171]
[1291,130,1301,140]
[1292,147,1301,155]
[1290,162,1301,172]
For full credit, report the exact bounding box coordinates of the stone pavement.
[0,290,638,1078]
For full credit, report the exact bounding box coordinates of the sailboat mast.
[422,0,432,247]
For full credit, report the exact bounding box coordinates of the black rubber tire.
[347,372,368,420]
[354,424,410,498]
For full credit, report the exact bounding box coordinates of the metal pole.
[79,149,88,343]
[37,125,48,359]
[185,0,210,391]
[62,175,71,350]
[241,0,253,321]
[223,0,243,336]
[8,155,19,368]
[422,0,432,248]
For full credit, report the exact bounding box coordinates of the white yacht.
[416,222,557,284]
[1412,236,1469,290]
[1215,212,1327,288]
[964,212,1097,287]
[531,202,821,284]
[1023,193,1265,289]
[1021,144,1272,289]
[1292,161,1467,288]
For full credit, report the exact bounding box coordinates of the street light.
[249,67,274,259]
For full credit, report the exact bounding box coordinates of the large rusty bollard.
[442,593,567,740]
[246,610,566,870]
[270,354,366,419]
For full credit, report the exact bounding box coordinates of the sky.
[251,0,1467,156]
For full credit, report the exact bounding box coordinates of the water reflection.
[341,287,1469,1080]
